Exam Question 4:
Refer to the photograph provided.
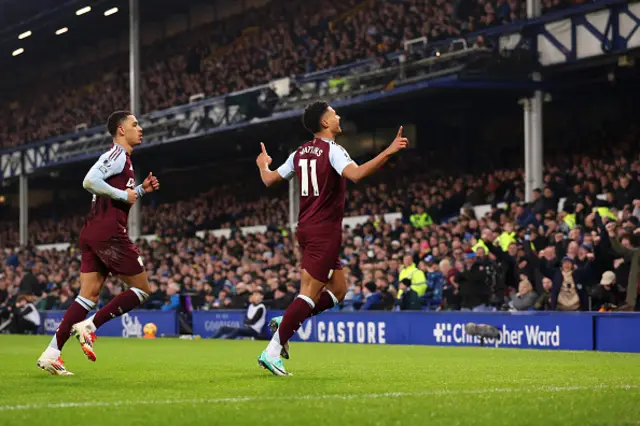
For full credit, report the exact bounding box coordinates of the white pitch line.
[0,384,637,412]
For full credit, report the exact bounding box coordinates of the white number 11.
[299,159,319,197]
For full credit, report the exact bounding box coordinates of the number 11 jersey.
[276,137,354,230]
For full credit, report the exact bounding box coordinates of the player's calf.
[72,284,149,362]
[91,286,149,329]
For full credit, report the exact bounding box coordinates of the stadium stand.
[0,0,587,149]
[2,135,639,314]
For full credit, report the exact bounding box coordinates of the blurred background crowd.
[2,137,640,316]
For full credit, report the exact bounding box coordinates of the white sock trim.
[297,294,315,309]
[131,287,149,303]
[75,296,96,311]
[326,289,339,306]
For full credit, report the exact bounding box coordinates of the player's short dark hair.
[106,111,132,137]
[302,101,329,134]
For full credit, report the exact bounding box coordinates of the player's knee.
[79,286,101,303]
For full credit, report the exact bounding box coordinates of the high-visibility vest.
[563,213,576,230]
[472,239,489,253]
[410,213,433,228]
[398,264,427,297]
[497,232,516,252]
[596,207,616,221]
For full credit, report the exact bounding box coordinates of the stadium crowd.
[0,0,588,149]
[0,134,634,246]
[2,141,640,322]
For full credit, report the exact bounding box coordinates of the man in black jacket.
[482,228,519,291]
[267,285,294,310]
[398,279,422,310]
[458,253,492,311]
[230,283,251,309]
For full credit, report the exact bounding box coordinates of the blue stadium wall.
[39,310,640,353]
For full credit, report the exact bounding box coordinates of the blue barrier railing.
[38,308,640,353]
[40,310,178,338]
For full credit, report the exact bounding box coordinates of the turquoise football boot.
[257,351,290,376]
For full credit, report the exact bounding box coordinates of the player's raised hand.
[256,142,273,170]
[125,188,138,205]
[386,126,408,155]
[142,172,160,193]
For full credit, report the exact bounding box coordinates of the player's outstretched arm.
[257,143,288,187]
[341,126,408,184]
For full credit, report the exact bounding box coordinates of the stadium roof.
[0,0,210,65]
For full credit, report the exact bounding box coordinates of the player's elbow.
[344,172,361,184]
[342,165,361,184]
[262,177,275,188]
[82,177,93,191]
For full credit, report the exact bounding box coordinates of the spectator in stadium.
[508,277,538,311]
[230,282,251,309]
[398,254,427,297]
[534,277,554,311]
[0,280,8,307]
[440,258,461,310]
[591,271,622,311]
[482,228,520,291]
[19,267,40,299]
[145,280,167,310]
[547,257,587,311]
[10,295,41,334]
[458,252,494,312]
[162,282,181,311]
[361,282,383,311]
[212,290,266,340]
[397,278,422,311]
[596,212,640,310]
[342,280,364,312]
[425,258,446,305]
[57,290,74,311]
[266,284,294,310]
[530,188,546,215]
[212,289,233,309]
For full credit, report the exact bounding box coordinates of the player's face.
[121,115,143,146]
[323,107,342,135]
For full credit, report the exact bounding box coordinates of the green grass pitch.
[1,335,639,426]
